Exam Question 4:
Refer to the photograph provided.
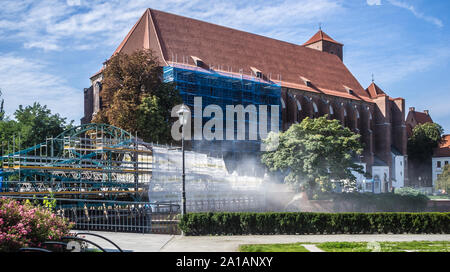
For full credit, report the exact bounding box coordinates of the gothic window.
[280,98,286,109]
[93,82,101,114]
[296,100,302,111]
[313,102,318,113]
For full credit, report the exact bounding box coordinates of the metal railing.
[1,196,181,234]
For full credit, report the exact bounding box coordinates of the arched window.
[280,97,286,109]
[329,105,334,115]
[93,81,101,114]
[313,102,318,113]
[296,100,302,111]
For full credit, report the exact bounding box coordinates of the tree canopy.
[92,49,182,144]
[408,122,443,162]
[261,115,364,193]
[0,103,72,154]
[0,89,5,121]
[407,122,444,185]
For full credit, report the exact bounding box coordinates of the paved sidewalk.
[71,232,450,252]
[301,244,324,252]
[72,231,174,252]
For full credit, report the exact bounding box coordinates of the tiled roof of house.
[406,108,433,138]
[412,111,433,125]
[111,8,373,102]
[434,135,450,157]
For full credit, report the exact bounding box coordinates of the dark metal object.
[18,232,123,252]
[41,241,68,252]
[18,248,52,252]
[181,126,186,217]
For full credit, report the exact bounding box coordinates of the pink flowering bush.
[0,197,73,252]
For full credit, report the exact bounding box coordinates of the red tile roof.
[365,82,386,98]
[111,9,374,101]
[434,135,450,157]
[413,111,433,125]
[303,30,343,46]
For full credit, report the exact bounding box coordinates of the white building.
[432,135,450,188]
[391,147,405,190]
[354,153,406,194]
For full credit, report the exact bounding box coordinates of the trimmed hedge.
[316,192,429,212]
[179,212,450,235]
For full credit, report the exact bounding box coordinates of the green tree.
[0,103,73,153]
[408,122,444,186]
[436,165,450,193]
[0,119,20,154]
[93,49,181,143]
[262,115,364,193]
[14,103,73,148]
[0,89,5,121]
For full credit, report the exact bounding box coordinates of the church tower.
[303,29,344,61]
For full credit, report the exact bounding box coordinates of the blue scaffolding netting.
[164,64,282,155]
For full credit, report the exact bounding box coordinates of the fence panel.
[2,196,181,234]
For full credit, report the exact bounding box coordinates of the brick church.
[82,8,408,192]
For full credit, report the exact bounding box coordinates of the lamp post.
[177,105,190,217]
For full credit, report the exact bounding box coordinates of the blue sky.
[0,0,449,133]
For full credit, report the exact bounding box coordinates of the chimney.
[424,110,429,115]
[409,107,415,112]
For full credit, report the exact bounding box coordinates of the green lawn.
[239,243,309,252]
[428,195,450,200]
[239,241,450,252]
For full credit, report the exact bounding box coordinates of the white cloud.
[348,46,450,87]
[0,54,82,122]
[24,41,60,51]
[367,0,381,6]
[66,0,81,6]
[0,0,343,52]
[388,0,443,28]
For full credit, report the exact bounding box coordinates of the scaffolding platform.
[0,124,152,201]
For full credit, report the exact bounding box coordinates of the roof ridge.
[303,29,343,46]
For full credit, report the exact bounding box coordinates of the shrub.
[179,212,450,236]
[318,192,429,212]
[394,187,424,197]
[0,197,73,252]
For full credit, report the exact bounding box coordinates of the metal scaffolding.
[0,123,152,201]
[163,63,282,156]
[0,123,269,211]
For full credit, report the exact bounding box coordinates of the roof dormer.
[191,56,204,67]
[300,76,312,87]
[250,66,263,78]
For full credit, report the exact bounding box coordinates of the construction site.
[0,61,287,233]
[0,123,151,201]
[0,119,274,211]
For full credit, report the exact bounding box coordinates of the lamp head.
[177,104,190,126]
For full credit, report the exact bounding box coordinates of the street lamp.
[177,104,190,217]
